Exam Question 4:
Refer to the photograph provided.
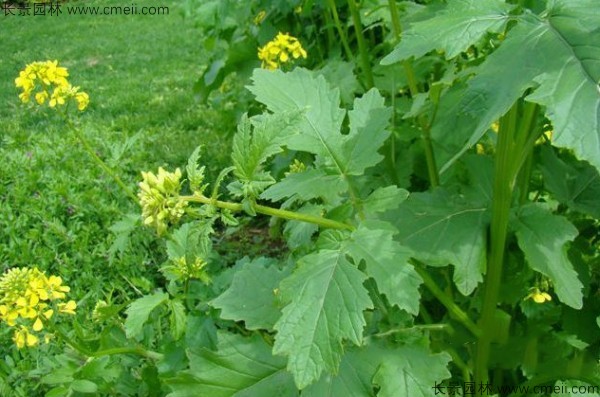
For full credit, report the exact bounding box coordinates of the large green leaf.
[436,2,600,172]
[512,204,583,309]
[273,250,373,389]
[538,146,600,218]
[387,189,488,295]
[124,291,169,339]
[248,69,390,180]
[301,347,380,397]
[211,257,288,331]
[165,332,297,397]
[373,345,452,397]
[344,224,422,315]
[381,0,512,64]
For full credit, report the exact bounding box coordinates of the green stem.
[65,118,137,202]
[51,323,163,360]
[92,347,164,361]
[413,264,481,338]
[374,323,450,338]
[346,0,374,88]
[475,102,519,388]
[326,0,354,61]
[181,195,355,231]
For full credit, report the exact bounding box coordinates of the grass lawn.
[0,1,233,387]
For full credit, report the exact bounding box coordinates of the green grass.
[0,0,232,312]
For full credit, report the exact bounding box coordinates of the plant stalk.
[326,0,354,61]
[474,103,519,388]
[414,265,481,338]
[181,195,355,231]
[346,0,374,88]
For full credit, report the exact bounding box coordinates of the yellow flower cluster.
[138,167,187,235]
[171,257,211,284]
[258,32,307,70]
[15,60,90,111]
[0,267,77,349]
[525,287,552,304]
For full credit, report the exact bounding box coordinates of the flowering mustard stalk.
[15,60,136,202]
[138,167,188,235]
[258,32,307,70]
[15,60,89,111]
[0,267,77,349]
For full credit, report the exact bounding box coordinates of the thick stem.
[181,195,355,231]
[475,103,519,388]
[346,0,374,88]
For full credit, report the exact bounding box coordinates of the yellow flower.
[13,326,39,349]
[138,167,187,235]
[258,32,307,70]
[0,266,76,349]
[15,60,89,111]
[58,300,77,315]
[525,287,552,304]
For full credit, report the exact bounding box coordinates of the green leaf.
[437,3,600,172]
[283,204,322,249]
[539,143,600,219]
[186,146,207,194]
[211,257,288,330]
[166,222,212,262]
[70,380,98,394]
[512,204,583,309]
[361,186,409,216]
[260,168,346,204]
[387,189,488,295]
[302,347,381,397]
[373,345,452,397]
[165,332,297,397]
[344,224,422,315]
[231,112,301,197]
[274,250,373,389]
[168,299,187,340]
[124,291,169,339]
[249,69,389,181]
[381,0,512,64]
[341,89,391,175]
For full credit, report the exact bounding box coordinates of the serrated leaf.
[437,3,600,173]
[512,204,583,309]
[302,347,381,397]
[260,168,346,204]
[124,291,169,339]
[249,69,389,181]
[381,0,512,64]
[231,112,301,196]
[165,332,297,397]
[387,189,487,295]
[341,89,391,175]
[168,299,187,340]
[344,224,422,315]
[166,222,212,262]
[211,257,288,330]
[373,345,452,397]
[362,186,409,215]
[186,146,207,194]
[274,250,373,389]
[283,204,322,249]
[539,146,600,218]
